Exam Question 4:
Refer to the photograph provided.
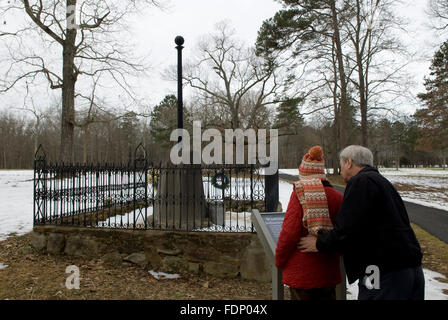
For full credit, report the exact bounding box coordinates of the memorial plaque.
[263,214,285,244]
[252,209,284,300]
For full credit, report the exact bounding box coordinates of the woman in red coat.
[276,146,343,300]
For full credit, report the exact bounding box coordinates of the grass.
[411,223,448,291]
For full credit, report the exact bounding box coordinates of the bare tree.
[0,0,163,162]
[343,0,410,147]
[13,103,49,154]
[182,22,295,131]
[428,0,448,31]
[74,74,152,162]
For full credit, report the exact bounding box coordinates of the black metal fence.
[33,144,268,232]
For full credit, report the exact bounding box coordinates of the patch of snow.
[379,168,448,177]
[1,168,445,241]
[0,170,34,241]
[197,210,253,232]
[380,171,448,212]
[221,211,252,231]
[346,268,448,300]
[0,263,9,270]
[401,196,448,212]
[382,175,447,189]
[96,207,154,228]
[279,180,294,212]
[279,169,298,177]
[198,180,292,232]
[280,168,448,212]
[424,269,448,300]
[279,168,334,177]
[196,181,294,230]
[148,270,180,280]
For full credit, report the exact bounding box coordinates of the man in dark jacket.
[297,145,424,300]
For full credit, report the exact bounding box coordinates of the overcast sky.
[130,0,283,105]
[0,0,443,116]
[129,0,441,113]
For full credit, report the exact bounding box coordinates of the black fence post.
[250,164,254,232]
[34,145,47,225]
[133,143,147,230]
[264,164,279,212]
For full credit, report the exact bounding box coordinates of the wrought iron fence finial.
[34,144,46,160]
[134,142,146,161]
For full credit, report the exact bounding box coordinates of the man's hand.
[297,235,318,253]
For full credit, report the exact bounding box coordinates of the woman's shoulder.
[323,182,344,199]
[285,188,303,216]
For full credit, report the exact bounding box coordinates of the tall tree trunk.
[60,0,77,163]
[82,126,88,163]
[331,36,340,175]
[441,150,447,170]
[330,0,350,149]
[231,103,240,129]
[354,0,369,147]
[332,79,340,175]
[358,63,368,147]
[33,120,39,155]
[355,43,368,147]
[332,104,340,175]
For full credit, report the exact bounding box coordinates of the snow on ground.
[398,197,448,212]
[0,170,34,241]
[421,269,448,300]
[1,168,444,237]
[97,207,154,228]
[379,168,448,177]
[148,270,180,280]
[198,210,253,232]
[0,263,9,270]
[279,168,448,212]
[1,169,447,299]
[279,168,334,176]
[346,269,448,300]
[279,180,294,211]
[380,169,448,212]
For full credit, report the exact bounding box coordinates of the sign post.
[252,209,347,300]
[251,209,285,300]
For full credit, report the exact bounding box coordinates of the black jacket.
[316,166,423,284]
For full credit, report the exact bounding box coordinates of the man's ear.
[347,158,353,169]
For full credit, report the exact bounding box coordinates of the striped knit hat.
[298,145,326,180]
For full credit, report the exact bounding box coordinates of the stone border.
[31,226,271,282]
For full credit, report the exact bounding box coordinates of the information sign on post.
[251,209,347,300]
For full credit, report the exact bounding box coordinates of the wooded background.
[0,0,446,170]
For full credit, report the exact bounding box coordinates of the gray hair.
[339,145,374,167]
